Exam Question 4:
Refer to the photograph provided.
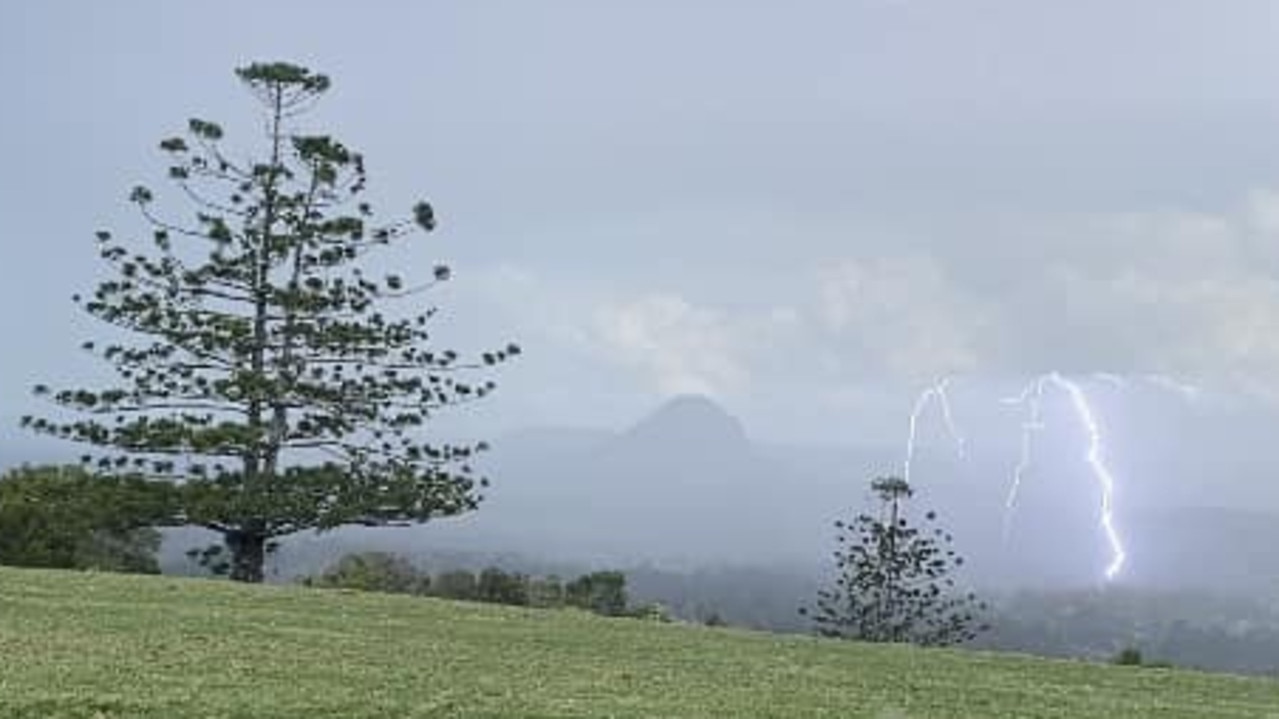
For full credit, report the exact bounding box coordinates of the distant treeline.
[301,551,670,622]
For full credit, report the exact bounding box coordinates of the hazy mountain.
[621,394,751,451]
[410,394,813,569]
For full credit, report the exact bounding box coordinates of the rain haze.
[3,1,1279,597]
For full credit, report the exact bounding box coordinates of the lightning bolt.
[902,372,1196,584]
[1094,372,1202,402]
[1000,378,1045,547]
[1001,373,1126,582]
[1141,373,1202,402]
[903,377,965,484]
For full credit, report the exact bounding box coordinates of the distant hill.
[621,393,751,451]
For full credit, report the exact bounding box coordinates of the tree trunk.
[226,529,266,583]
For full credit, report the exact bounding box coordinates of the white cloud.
[591,295,751,397]
[460,266,802,403]
[816,254,992,380]
[1056,268,1279,393]
[1028,196,1279,397]
[462,188,1279,427]
[793,188,1279,403]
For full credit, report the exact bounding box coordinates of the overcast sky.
[3,1,1278,457]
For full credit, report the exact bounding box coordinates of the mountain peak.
[624,394,749,448]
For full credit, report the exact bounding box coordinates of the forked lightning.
[1001,373,1125,582]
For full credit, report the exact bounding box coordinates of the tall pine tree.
[23,62,518,582]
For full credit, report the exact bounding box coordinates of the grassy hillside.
[0,568,1276,718]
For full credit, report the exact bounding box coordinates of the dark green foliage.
[305,551,429,595]
[802,476,988,647]
[447,568,635,618]
[476,567,530,606]
[297,555,647,619]
[431,569,480,601]
[23,62,517,582]
[566,570,629,616]
[0,465,168,573]
[1113,646,1144,666]
[1111,646,1174,669]
[701,610,727,627]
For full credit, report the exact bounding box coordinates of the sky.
[2,1,1278,464]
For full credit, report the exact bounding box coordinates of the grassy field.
[1,568,1277,718]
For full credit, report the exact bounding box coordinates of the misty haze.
[3,1,1279,714]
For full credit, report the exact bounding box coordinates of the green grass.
[1,568,1276,718]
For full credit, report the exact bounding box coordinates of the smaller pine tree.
[801,476,988,647]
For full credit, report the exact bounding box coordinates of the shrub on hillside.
[476,567,530,606]
[299,554,657,621]
[566,570,629,616]
[1111,646,1174,669]
[304,552,429,595]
